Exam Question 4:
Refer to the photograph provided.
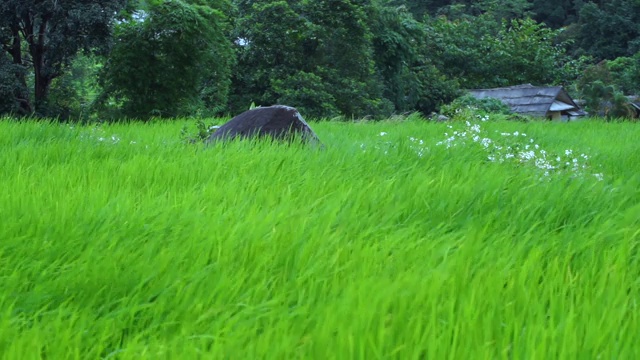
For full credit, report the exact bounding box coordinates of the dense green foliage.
[1,0,640,120]
[230,0,391,119]
[439,93,512,117]
[370,4,460,115]
[425,15,574,89]
[576,54,640,117]
[97,0,234,119]
[1,117,639,357]
[607,53,640,95]
[574,0,640,60]
[0,53,21,114]
[0,0,129,116]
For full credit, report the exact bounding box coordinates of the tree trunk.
[31,15,53,114]
[9,24,32,114]
[34,64,52,113]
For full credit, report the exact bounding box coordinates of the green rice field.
[1,115,639,359]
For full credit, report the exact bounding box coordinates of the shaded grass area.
[0,117,639,358]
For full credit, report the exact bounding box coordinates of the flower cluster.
[362,114,603,181]
[76,125,144,146]
[78,125,122,144]
[361,131,427,157]
[408,136,426,157]
[435,115,604,181]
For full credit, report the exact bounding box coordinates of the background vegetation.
[1,0,639,122]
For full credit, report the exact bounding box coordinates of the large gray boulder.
[205,105,323,147]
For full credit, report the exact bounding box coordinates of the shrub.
[180,119,224,144]
[440,93,512,118]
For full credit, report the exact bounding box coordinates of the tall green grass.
[0,117,639,359]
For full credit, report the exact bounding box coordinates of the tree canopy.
[97,0,234,119]
[1,0,639,120]
[0,0,129,116]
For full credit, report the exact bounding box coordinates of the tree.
[0,52,24,115]
[389,0,532,21]
[302,0,390,118]
[0,0,129,116]
[606,52,640,95]
[386,0,448,20]
[98,0,234,119]
[531,0,581,28]
[229,0,391,119]
[581,80,635,119]
[575,0,640,61]
[229,1,316,115]
[47,54,103,121]
[576,62,636,119]
[425,14,576,89]
[368,2,459,114]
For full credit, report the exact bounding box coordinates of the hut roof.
[468,84,585,117]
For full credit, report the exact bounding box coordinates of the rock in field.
[205,105,323,147]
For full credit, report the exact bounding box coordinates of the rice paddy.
[0,115,639,359]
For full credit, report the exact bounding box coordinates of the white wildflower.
[519,151,535,161]
[435,118,603,181]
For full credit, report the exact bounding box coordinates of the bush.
[180,118,224,144]
[440,93,512,118]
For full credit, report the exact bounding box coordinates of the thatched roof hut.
[468,84,587,121]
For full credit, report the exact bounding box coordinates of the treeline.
[1,0,639,121]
